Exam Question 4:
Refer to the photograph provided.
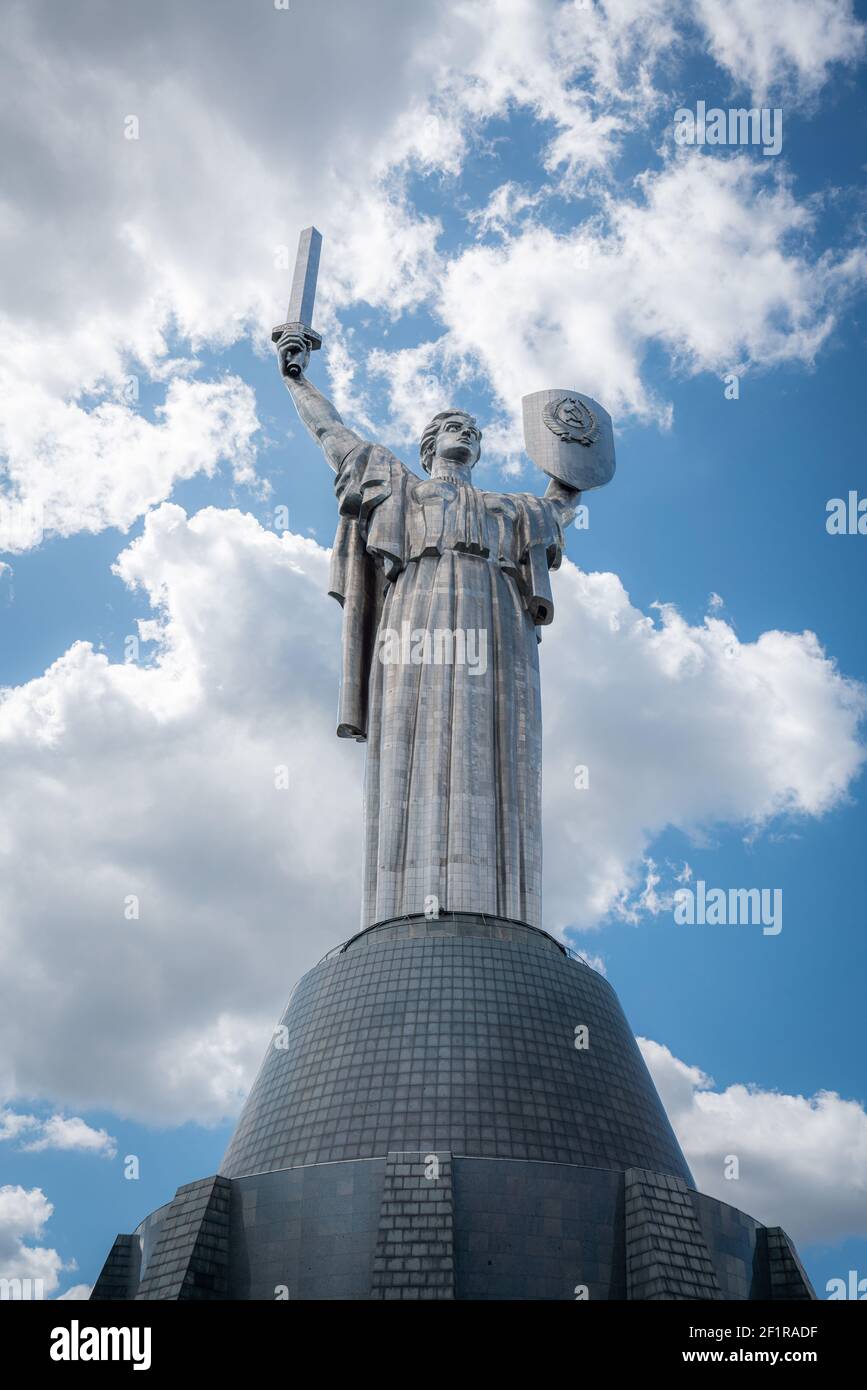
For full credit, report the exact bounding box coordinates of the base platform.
[92,915,815,1300]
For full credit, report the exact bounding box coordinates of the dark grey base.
[92,1154,814,1301]
[92,914,815,1301]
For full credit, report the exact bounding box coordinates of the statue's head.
[419,409,482,474]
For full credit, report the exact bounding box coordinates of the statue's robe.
[328,441,573,929]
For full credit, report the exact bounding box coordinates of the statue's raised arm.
[277,329,363,472]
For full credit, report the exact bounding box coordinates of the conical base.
[92,916,815,1300]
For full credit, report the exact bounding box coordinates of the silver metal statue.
[276,229,614,929]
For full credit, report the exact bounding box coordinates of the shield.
[522,389,615,492]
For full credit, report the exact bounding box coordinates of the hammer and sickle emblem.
[542,395,599,447]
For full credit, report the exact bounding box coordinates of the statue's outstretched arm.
[543,476,581,527]
[276,330,362,473]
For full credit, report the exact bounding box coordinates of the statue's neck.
[430,462,474,485]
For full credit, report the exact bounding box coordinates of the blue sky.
[1,0,866,1299]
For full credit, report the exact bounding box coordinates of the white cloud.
[0,0,451,367]
[2,1109,116,1157]
[1,1106,115,1162]
[0,506,862,1122]
[396,0,659,184]
[20,1115,116,1159]
[541,563,865,928]
[0,1110,37,1143]
[694,0,866,102]
[0,1186,66,1294]
[575,950,607,976]
[468,182,547,238]
[0,504,362,1123]
[0,0,452,548]
[0,376,261,550]
[373,155,866,450]
[641,1038,867,1246]
[57,1283,92,1300]
[2,1,863,547]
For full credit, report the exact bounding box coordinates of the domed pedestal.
[92,915,815,1301]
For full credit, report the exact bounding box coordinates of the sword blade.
[286,226,322,328]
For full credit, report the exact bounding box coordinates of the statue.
[275,230,614,930]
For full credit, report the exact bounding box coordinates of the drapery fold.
[326,442,572,927]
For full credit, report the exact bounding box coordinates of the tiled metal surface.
[522,388,616,492]
[624,1168,722,1300]
[89,1233,141,1301]
[220,922,692,1183]
[93,1153,814,1300]
[692,1189,768,1299]
[135,1175,231,1301]
[764,1226,817,1300]
[90,921,815,1302]
[454,1157,626,1300]
[228,1160,384,1300]
[338,444,574,929]
[285,367,587,930]
[314,421,580,928]
[370,1151,455,1300]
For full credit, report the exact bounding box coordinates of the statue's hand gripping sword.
[272,225,323,376]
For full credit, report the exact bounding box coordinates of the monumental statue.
[275,228,615,930]
[90,227,816,1304]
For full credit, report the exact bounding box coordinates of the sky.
[0,0,866,1301]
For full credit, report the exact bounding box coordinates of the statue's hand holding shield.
[522,389,615,492]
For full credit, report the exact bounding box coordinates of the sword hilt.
[271,320,323,350]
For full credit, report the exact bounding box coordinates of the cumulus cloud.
[20,1116,116,1159]
[395,0,669,184]
[541,562,865,928]
[0,505,362,1123]
[0,376,261,550]
[0,1186,67,1294]
[694,0,866,102]
[0,506,862,1122]
[2,0,863,546]
[1,1109,115,1157]
[0,0,451,548]
[372,155,867,449]
[0,1110,36,1143]
[0,0,449,360]
[641,1038,867,1246]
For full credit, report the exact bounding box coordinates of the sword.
[271,226,323,375]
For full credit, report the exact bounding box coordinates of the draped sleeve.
[327,442,410,740]
[514,492,569,628]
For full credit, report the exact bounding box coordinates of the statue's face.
[433,414,481,469]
